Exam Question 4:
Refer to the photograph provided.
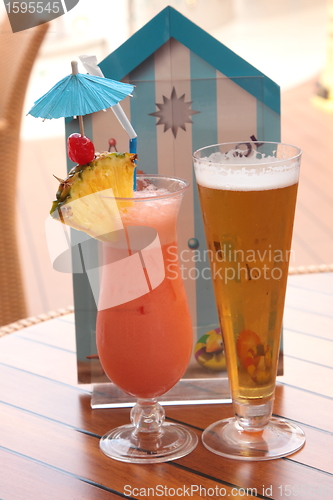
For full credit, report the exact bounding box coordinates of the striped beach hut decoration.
[67,6,280,389]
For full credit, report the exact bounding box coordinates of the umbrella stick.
[71,60,79,75]
[78,115,85,137]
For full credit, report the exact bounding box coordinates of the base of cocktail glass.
[100,398,197,463]
[202,416,305,461]
[100,422,198,464]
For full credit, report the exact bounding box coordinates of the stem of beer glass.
[233,399,273,431]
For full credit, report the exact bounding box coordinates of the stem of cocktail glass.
[130,398,165,437]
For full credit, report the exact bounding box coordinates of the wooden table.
[0,273,332,500]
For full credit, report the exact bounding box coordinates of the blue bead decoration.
[188,238,199,249]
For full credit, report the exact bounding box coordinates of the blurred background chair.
[0,17,48,326]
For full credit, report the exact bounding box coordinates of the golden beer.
[197,182,298,403]
[193,142,305,460]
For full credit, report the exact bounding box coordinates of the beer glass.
[193,142,305,460]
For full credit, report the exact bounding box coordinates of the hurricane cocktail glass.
[96,175,198,463]
[193,142,305,460]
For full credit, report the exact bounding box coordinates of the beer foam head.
[194,149,300,191]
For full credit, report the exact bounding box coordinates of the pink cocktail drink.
[96,184,192,398]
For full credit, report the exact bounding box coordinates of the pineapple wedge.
[50,152,137,241]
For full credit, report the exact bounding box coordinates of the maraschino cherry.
[67,133,95,165]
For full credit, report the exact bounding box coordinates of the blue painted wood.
[65,115,99,378]
[99,6,280,115]
[128,56,158,174]
[190,51,219,336]
[257,97,281,142]
[99,8,171,82]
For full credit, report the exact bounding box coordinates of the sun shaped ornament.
[149,87,200,138]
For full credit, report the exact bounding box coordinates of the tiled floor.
[16,0,333,318]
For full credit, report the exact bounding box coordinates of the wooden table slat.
[1,364,333,436]
[0,449,121,500]
[0,334,79,387]
[1,273,333,499]
[0,405,258,500]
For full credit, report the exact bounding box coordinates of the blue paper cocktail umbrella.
[28,61,134,136]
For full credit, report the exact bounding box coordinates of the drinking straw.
[130,137,137,188]
[78,55,137,145]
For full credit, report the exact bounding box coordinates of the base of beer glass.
[202,417,305,461]
[100,423,198,464]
